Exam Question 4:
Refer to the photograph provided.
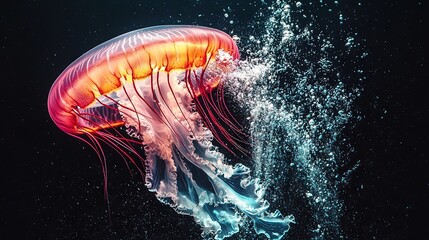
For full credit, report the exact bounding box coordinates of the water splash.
[226,0,365,238]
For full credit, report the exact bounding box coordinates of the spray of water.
[225,1,365,238]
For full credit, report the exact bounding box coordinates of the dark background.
[1,0,427,239]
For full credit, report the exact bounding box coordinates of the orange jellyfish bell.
[48,25,239,135]
[48,25,292,240]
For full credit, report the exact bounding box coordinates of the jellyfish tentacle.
[117,69,293,240]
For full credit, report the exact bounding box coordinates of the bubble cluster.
[225,0,365,238]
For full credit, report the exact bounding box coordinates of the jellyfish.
[48,25,293,239]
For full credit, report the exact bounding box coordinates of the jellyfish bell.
[49,26,236,133]
[48,25,293,239]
